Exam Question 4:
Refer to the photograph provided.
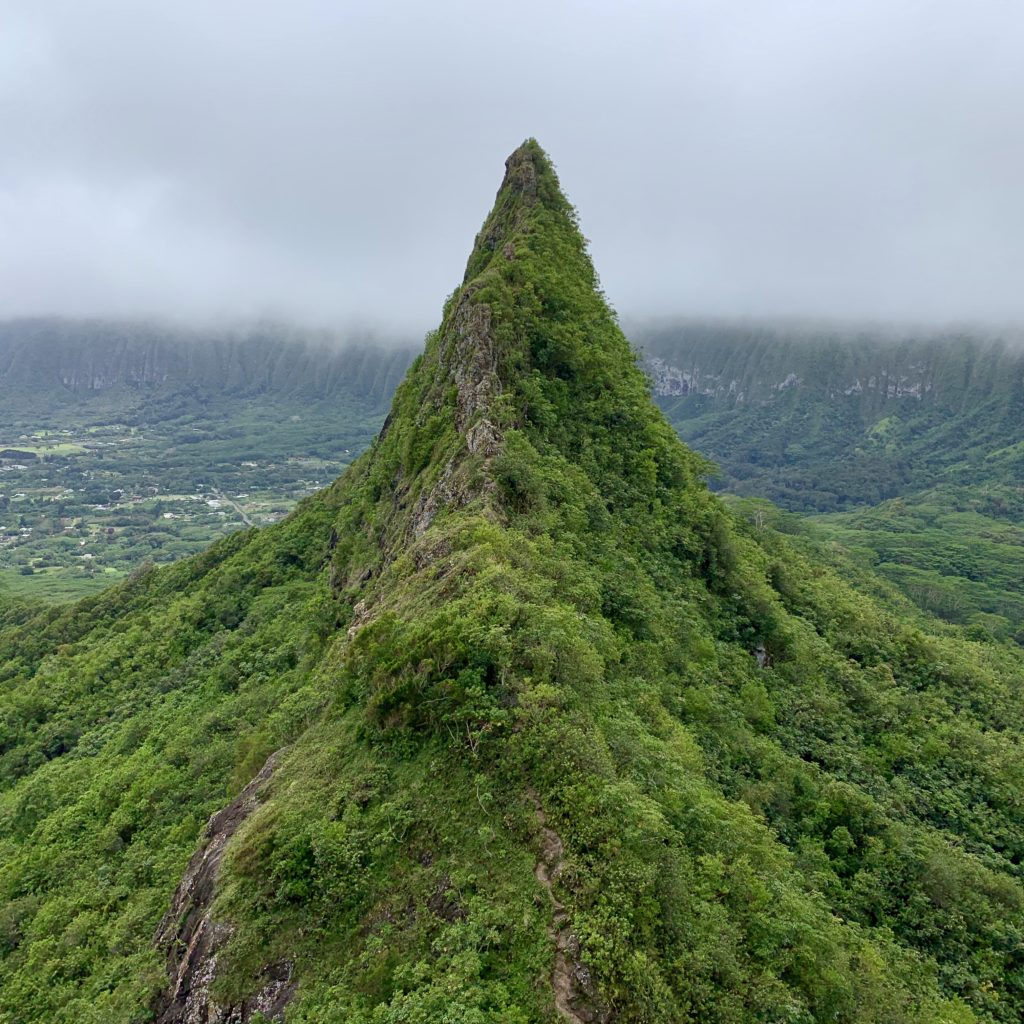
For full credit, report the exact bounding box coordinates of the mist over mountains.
[2,0,1023,1018]
[0,318,416,419]
[5,314,1024,420]
[4,2,1024,325]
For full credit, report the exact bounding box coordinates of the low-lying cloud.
[2,1,1022,329]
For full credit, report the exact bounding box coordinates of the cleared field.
[1,442,88,455]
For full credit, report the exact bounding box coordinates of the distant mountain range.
[635,320,1024,638]
[636,318,1024,511]
[0,318,417,424]
[1,314,1021,634]
[7,315,1021,517]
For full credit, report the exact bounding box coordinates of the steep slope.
[3,143,1024,1024]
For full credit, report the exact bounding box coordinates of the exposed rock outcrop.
[410,292,504,539]
[153,753,292,1024]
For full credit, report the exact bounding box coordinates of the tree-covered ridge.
[638,318,1024,511]
[2,141,1024,1023]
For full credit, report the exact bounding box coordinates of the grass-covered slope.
[3,143,1024,1024]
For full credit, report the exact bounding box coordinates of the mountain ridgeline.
[0,318,416,425]
[639,319,1024,511]
[3,143,1024,1023]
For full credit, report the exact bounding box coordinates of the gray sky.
[2,0,1022,330]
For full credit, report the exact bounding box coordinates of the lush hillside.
[0,321,416,602]
[3,142,1024,1024]
[6,314,1021,638]
[638,318,1024,512]
[637,320,1024,638]
[809,486,1024,641]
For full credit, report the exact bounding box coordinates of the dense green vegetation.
[3,142,1024,1023]
[809,485,1024,641]
[7,313,1020,642]
[638,319,1024,513]
[0,323,413,601]
[638,320,1024,638]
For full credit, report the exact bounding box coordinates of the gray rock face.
[153,753,294,1024]
[410,291,503,540]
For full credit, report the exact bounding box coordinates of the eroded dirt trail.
[530,792,609,1024]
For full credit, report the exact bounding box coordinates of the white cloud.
[0,0,1021,327]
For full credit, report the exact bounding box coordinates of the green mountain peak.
[3,145,1024,1024]
[462,138,564,280]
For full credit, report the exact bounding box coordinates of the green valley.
[0,322,414,602]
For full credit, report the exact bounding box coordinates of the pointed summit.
[461,139,570,283]
[363,138,697,554]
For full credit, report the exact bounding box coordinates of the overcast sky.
[2,0,1022,331]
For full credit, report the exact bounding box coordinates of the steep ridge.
[3,142,1024,1023]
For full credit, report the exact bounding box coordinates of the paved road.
[214,490,253,527]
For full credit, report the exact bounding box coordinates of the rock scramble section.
[153,753,290,1023]
[5,141,1024,1023]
